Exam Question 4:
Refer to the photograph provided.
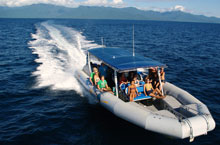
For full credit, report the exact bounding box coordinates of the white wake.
[29,21,100,94]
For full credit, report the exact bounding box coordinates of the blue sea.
[0,19,220,145]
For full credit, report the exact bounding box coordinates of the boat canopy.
[88,47,166,72]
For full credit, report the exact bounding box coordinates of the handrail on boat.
[162,100,195,141]
[162,96,211,142]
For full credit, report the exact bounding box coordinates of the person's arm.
[98,85,102,91]
[163,72,165,80]
[144,84,147,96]
[151,84,154,91]
[136,87,139,96]
[119,77,122,84]
[89,77,93,86]
[97,82,102,91]
[102,81,108,91]
[89,73,94,85]
[94,75,97,85]
[128,86,130,95]
[105,83,109,89]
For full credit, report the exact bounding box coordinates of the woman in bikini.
[128,80,139,102]
[144,78,165,99]
[94,71,100,86]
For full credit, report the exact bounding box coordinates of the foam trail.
[29,21,101,95]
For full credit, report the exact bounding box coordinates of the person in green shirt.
[90,67,98,86]
[98,76,110,92]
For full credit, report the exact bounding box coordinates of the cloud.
[82,0,124,6]
[83,0,108,6]
[139,5,192,13]
[130,0,184,2]
[172,5,185,12]
[0,0,124,7]
[0,0,78,7]
[113,0,123,4]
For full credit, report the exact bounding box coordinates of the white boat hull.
[76,70,215,141]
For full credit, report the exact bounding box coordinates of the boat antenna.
[101,37,104,46]
[132,25,135,56]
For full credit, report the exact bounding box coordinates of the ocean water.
[0,18,220,145]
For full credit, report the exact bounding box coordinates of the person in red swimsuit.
[119,73,128,85]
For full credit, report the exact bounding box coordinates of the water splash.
[29,21,100,94]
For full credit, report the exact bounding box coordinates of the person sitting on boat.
[94,71,100,86]
[99,63,108,78]
[119,73,128,85]
[144,78,165,99]
[149,67,159,89]
[89,67,98,86]
[160,68,165,85]
[155,67,165,90]
[128,71,135,82]
[98,76,112,92]
[128,80,139,102]
[133,74,140,87]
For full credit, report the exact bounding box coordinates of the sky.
[0,0,220,18]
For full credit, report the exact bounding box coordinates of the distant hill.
[1,4,220,23]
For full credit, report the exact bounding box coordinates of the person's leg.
[134,93,137,99]
[108,90,114,94]
[156,88,166,98]
[150,92,165,99]
[103,88,109,91]
[149,93,156,98]
[152,89,160,96]
[130,93,135,101]
[155,88,162,96]
[132,93,136,101]
[158,82,164,91]
[102,87,114,94]
[132,93,135,101]
[155,82,160,89]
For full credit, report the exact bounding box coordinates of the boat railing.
[162,99,195,141]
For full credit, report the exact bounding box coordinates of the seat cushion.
[134,94,151,101]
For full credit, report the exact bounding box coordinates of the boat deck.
[163,95,182,109]
[129,95,182,119]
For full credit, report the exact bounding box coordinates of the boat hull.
[76,70,215,141]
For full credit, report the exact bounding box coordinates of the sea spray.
[29,21,101,96]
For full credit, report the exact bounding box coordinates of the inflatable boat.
[76,47,215,142]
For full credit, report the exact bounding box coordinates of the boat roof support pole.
[101,37,104,46]
[114,70,119,97]
[88,52,92,74]
[157,68,164,96]
[132,25,135,57]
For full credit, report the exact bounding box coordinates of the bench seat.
[134,94,151,101]
[126,86,152,101]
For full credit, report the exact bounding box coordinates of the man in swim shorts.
[97,76,111,92]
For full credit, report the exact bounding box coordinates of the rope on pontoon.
[162,99,195,142]
[201,115,210,134]
[184,118,194,142]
